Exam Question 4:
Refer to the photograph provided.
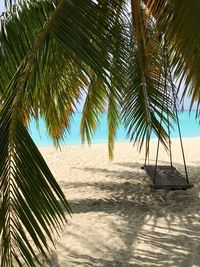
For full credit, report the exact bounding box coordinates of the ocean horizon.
[28,111,200,147]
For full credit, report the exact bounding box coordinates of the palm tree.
[0,0,199,266]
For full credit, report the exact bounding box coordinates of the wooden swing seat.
[142,165,193,190]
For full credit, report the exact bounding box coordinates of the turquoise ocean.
[28,111,200,147]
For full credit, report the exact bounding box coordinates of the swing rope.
[144,38,190,185]
[165,49,189,183]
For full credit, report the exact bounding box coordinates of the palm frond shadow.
[49,162,200,267]
[114,162,144,168]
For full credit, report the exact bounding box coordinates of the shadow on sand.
[47,161,200,267]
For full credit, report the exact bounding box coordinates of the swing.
[142,101,193,190]
[142,43,193,190]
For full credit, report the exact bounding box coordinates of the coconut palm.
[0,0,199,266]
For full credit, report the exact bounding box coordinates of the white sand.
[40,138,200,267]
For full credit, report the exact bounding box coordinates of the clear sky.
[0,2,195,111]
[0,2,4,12]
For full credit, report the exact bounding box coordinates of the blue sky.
[0,2,194,111]
[0,2,3,12]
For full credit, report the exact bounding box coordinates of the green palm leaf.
[123,5,175,151]
[0,111,71,266]
[0,2,73,265]
[80,0,128,157]
[0,1,128,265]
[107,4,128,160]
[146,0,200,112]
[81,73,107,145]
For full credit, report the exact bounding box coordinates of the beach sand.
[40,138,200,267]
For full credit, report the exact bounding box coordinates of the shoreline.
[38,135,200,149]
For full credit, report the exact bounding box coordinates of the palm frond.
[79,0,128,154]
[107,87,121,160]
[0,1,73,265]
[0,1,57,95]
[81,73,107,145]
[107,10,128,160]
[0,1,129,265]
[146,0,200,112]
[0,103,71,267]
[123,6,175,151]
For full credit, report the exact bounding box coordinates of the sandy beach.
[40,138,200,267]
